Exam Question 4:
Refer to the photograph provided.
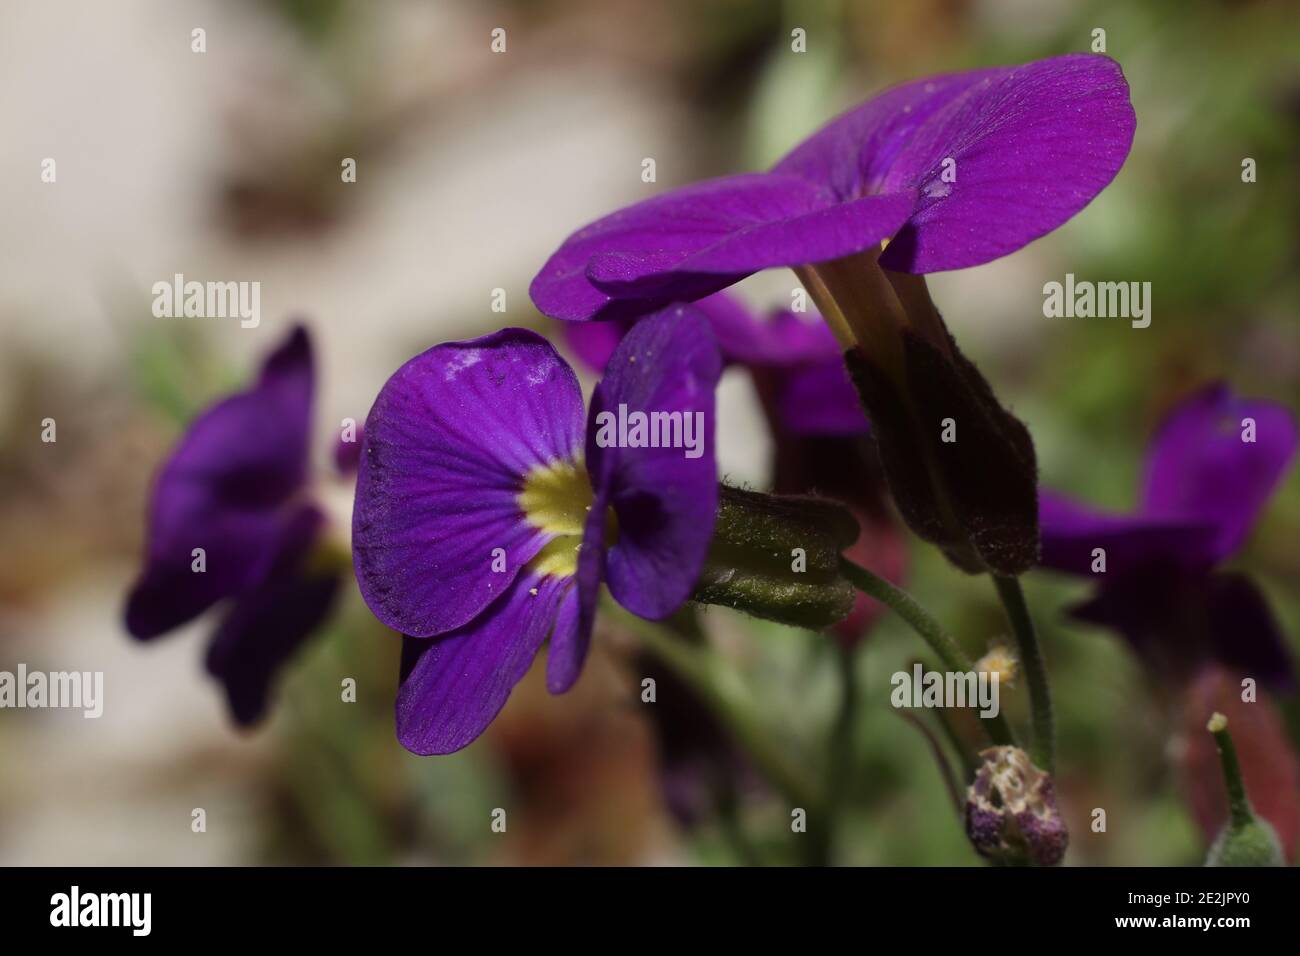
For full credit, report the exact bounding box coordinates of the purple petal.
[775,54,1135,274]
[1141,384,1298,561]
[1206,574,1296,691]
[701,300,841,367]
[205,505,341,726]
[702,298,865,435]
[546,482,609,694]
[334,422,364,475]
[1066,571,1196,680]
[530,173,912,322]
[352,329,585,638]
[1067,569,1295,691]
[877,55,1135,272]
[561,318,633,373]
[396,572,570,755]
[545,512,602,695]
[585,306,722,618]
[772,357,869,436]
[562,293,842,374]
[773,68,1003,200]
[1038,490,1220,577]
[125,326,314,638]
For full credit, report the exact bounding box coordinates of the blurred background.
[1,0,1297,865]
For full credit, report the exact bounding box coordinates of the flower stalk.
[838,556,1015,748]
[1204,712,1285,867]
[993,575,1054,773]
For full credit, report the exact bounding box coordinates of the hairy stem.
[992,576,1054,772]
[838,557,1016,748]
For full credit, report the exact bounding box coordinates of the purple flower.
[124,326,342,725]
[351,306,722,755]
[536,54,1133,577]
[334,421,364,475]
[1039,384,1298,688]
[531,54,1134,323]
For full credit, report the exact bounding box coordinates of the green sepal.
[692,485,858,629]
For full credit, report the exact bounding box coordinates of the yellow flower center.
[517,458,595,579]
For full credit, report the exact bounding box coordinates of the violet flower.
[531,53,1134,323]
[1038,384,1298,688]
[351,306,721,755]
[125,326,343,725]
[533,53,1135,577]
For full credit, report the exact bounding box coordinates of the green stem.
[812,644,860,865]
[838,557,1016,748]
[897,711,964,815]
[1209,715,1253,828]
[605,601,820,815]
[992,576,1054,772]
[927,694,978,783]
[714,779,764,866]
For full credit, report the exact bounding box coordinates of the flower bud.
[965,745,1068,866]
[844,322,1040,577]
[1203,712,1286,867]
[692,485,858,629]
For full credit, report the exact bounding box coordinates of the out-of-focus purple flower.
[634,649,756,829]
[531,54,1135,323]
[125,326,342,725]
[334,421,364,475]
[352,307,721,755]
[1039,384,1298,688]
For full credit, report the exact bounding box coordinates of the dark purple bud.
[845,318,1040,575]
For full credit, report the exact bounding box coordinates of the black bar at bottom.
[0,866,1288,940]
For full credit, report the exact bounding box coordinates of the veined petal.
[586,306,722,618]
[877,54,1136,273]
[587,193,914,297]
[125,325,314,638]
[353,329,585,638]
[774,68,1002,199]
[530,172,911,322]
[205,505,341,726]
[1038,490,1220,577]
[545,506,602,695]
[396,572,569,755]
[1141,384,1298,562]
